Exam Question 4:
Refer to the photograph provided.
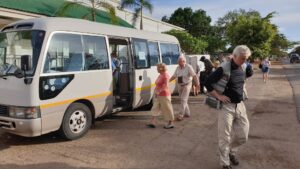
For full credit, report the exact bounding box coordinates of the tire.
[58,103,92,140]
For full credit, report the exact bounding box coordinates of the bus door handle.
[139,76,142,81]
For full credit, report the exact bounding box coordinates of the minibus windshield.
[0,30,45,76]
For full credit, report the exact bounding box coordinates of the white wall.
[73,0,184,32]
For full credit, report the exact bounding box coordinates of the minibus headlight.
[9,106,41,119]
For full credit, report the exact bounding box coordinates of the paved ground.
[0,62,300,169]
[282,58,300,122]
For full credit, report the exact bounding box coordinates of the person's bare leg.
[150,116,157,125]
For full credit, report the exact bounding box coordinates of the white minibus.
[0,17,180,140]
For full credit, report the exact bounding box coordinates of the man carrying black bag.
[204,45,253,169]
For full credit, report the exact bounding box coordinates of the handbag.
[204,96,222,109]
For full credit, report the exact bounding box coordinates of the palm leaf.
[96,1,118,24]
[120,0,138,9]
[82,12,92,20]
[54,1,87,17]
[142,1,153,13]
[262,11,277,22]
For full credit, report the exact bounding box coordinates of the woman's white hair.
[178,53,186,62]
[233,45,251,58]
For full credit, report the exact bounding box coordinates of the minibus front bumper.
[0,116,42,137]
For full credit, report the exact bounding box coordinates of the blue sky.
[144,0,300,42]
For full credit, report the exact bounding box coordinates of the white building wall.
[73,0,184,32]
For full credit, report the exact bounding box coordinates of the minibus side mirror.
[21,55,30,71]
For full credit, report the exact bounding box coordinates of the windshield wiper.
[0,74,7,80]
[0,64,24,79]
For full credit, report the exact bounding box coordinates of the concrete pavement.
[282,58,300,122]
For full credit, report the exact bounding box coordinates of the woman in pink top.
[147,63,175,129]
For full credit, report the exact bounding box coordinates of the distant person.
[213,60,221,71]
[261,58,271,83]
[85,53,101,70]
[204,45,253,169]
[169,54,199,121]
[111,52,120,91]
[243,60,253,100]
[192,61,200,96]
[200,56,213,94]
[147,63,174,129]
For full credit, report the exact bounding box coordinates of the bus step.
[112,107,123,113]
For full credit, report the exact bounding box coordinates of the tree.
[161,15,169,22]
[163,7,225,53]
[225,12,277,59]
[55,0,117,23]
[164,30,208,54]
[217,9,260,27]
[270,33,289,57]
[165,7,211,38]
[202,26,227,54]
[120,0,153,30]
[216,9,261,47]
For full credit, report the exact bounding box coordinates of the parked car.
[290,53,300,63]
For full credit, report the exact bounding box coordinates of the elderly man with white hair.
[169,54,200,121]
[204,45,253,169]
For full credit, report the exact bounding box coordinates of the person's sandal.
[176,115,184,121]
[164,124,174,129]
[146,124,156,128]
[184,114,190,118]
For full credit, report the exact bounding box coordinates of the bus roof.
[2,17,179,43]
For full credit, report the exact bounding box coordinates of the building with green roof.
[0,0,134,28]
[0,0,184,33]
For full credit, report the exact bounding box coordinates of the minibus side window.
[170,44,180,64]
[148,41,160,66]
[132,39,150,69]
[160,43,172,65]
[82,35,109,70]
[43,33,84,73]
[160,43,180,65]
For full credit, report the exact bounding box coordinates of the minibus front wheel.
[58,102,92,140]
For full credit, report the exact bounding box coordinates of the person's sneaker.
[229,154,239,166]
[163,124,174,129]
[222,165,232,169]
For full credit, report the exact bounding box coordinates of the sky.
[144,0,300,42]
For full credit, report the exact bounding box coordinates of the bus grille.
[0,105,9,117]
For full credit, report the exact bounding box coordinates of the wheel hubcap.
[69,110,86,133]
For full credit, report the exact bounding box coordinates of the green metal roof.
[0,0,134,28]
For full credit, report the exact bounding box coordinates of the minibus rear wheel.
[58,103,92,140]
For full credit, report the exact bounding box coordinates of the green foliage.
[226,12,276,59]
[163,7,226,53]
[164,30,208,54]
[166,7,211,38]
[202,26,227,53]
[270,33,289,57]
[120,0,153,30]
